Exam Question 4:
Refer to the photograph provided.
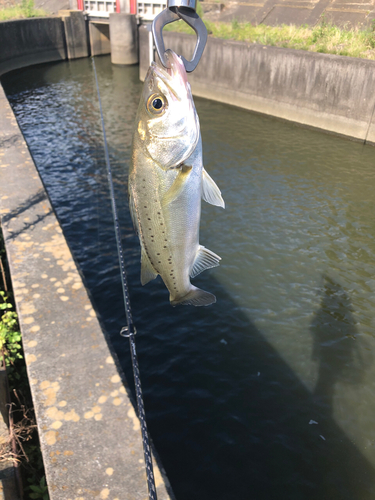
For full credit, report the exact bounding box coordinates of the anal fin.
[190,245,221,279]
[141,247,158,285]
[202,168,225,208]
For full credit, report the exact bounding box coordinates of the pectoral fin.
[190,245,221,279]
[202,168,225,208]
[162,164,192,207]
[141,247,158,285]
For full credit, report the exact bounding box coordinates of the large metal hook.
[152,3,208,73]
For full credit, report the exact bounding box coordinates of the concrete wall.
[139,26,375,144]
[0,18,67,76]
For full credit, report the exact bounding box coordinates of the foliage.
[165,15,375,60]
[0,0,46,21]
[28,475,49,500]
[0,291,22,366]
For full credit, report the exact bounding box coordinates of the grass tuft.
[0,0,46,21]
[165,16,375,60]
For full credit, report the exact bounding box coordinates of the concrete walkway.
[0,83,174,500]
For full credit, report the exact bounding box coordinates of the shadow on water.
[311,276,370,416]
[3,58,375,500]
[125,273,375,500]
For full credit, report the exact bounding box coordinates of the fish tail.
[170,286,216,307]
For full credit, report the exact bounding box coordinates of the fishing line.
[92,57,158,500]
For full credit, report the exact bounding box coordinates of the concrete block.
[201,2,224,13]
[263,5,314,26]
[89,20,111,56]
[60,10,89,59]
[110,13,138,65]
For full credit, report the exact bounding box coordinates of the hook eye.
[152,7,208,73]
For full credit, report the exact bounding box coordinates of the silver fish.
[129,50,224,306]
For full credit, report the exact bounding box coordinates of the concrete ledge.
[0,85,173,500]
[139,27,375,144]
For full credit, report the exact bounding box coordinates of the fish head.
[135,50,199,170]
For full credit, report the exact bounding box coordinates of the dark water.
[3,56,375,500]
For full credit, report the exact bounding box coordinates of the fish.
[128,49,224,306]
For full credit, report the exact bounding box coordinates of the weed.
[166,17,375,60]
[0,0,46,21]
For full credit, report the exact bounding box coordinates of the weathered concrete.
[59,10,89,59]
[110,13,138,65]
[35,0,69,15]
[139,27,375,144]
[0,18,67,77]
[89,20,111,56]
[0,84,174,500]
[204,0,375,27]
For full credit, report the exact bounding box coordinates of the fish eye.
[147,94,167,115]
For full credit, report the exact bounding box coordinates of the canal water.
[2,56,375,500]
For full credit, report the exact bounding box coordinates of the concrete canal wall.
[0,11,137,76]
[0,17,67,76]
[139,26,375,144]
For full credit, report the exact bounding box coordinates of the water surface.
[3,56,375,499]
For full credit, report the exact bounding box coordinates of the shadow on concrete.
[3,189,53,240]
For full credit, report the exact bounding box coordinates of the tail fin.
[170,286,216,307]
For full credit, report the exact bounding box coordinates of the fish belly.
[130,156,199,301]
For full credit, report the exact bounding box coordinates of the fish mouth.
[150,50,189,99]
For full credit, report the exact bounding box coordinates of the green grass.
[0,0,46,21]
[165,17,375,60]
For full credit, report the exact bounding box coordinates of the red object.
[130,0,136,14]
[116,0,120,12]
[77,0,83,10]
